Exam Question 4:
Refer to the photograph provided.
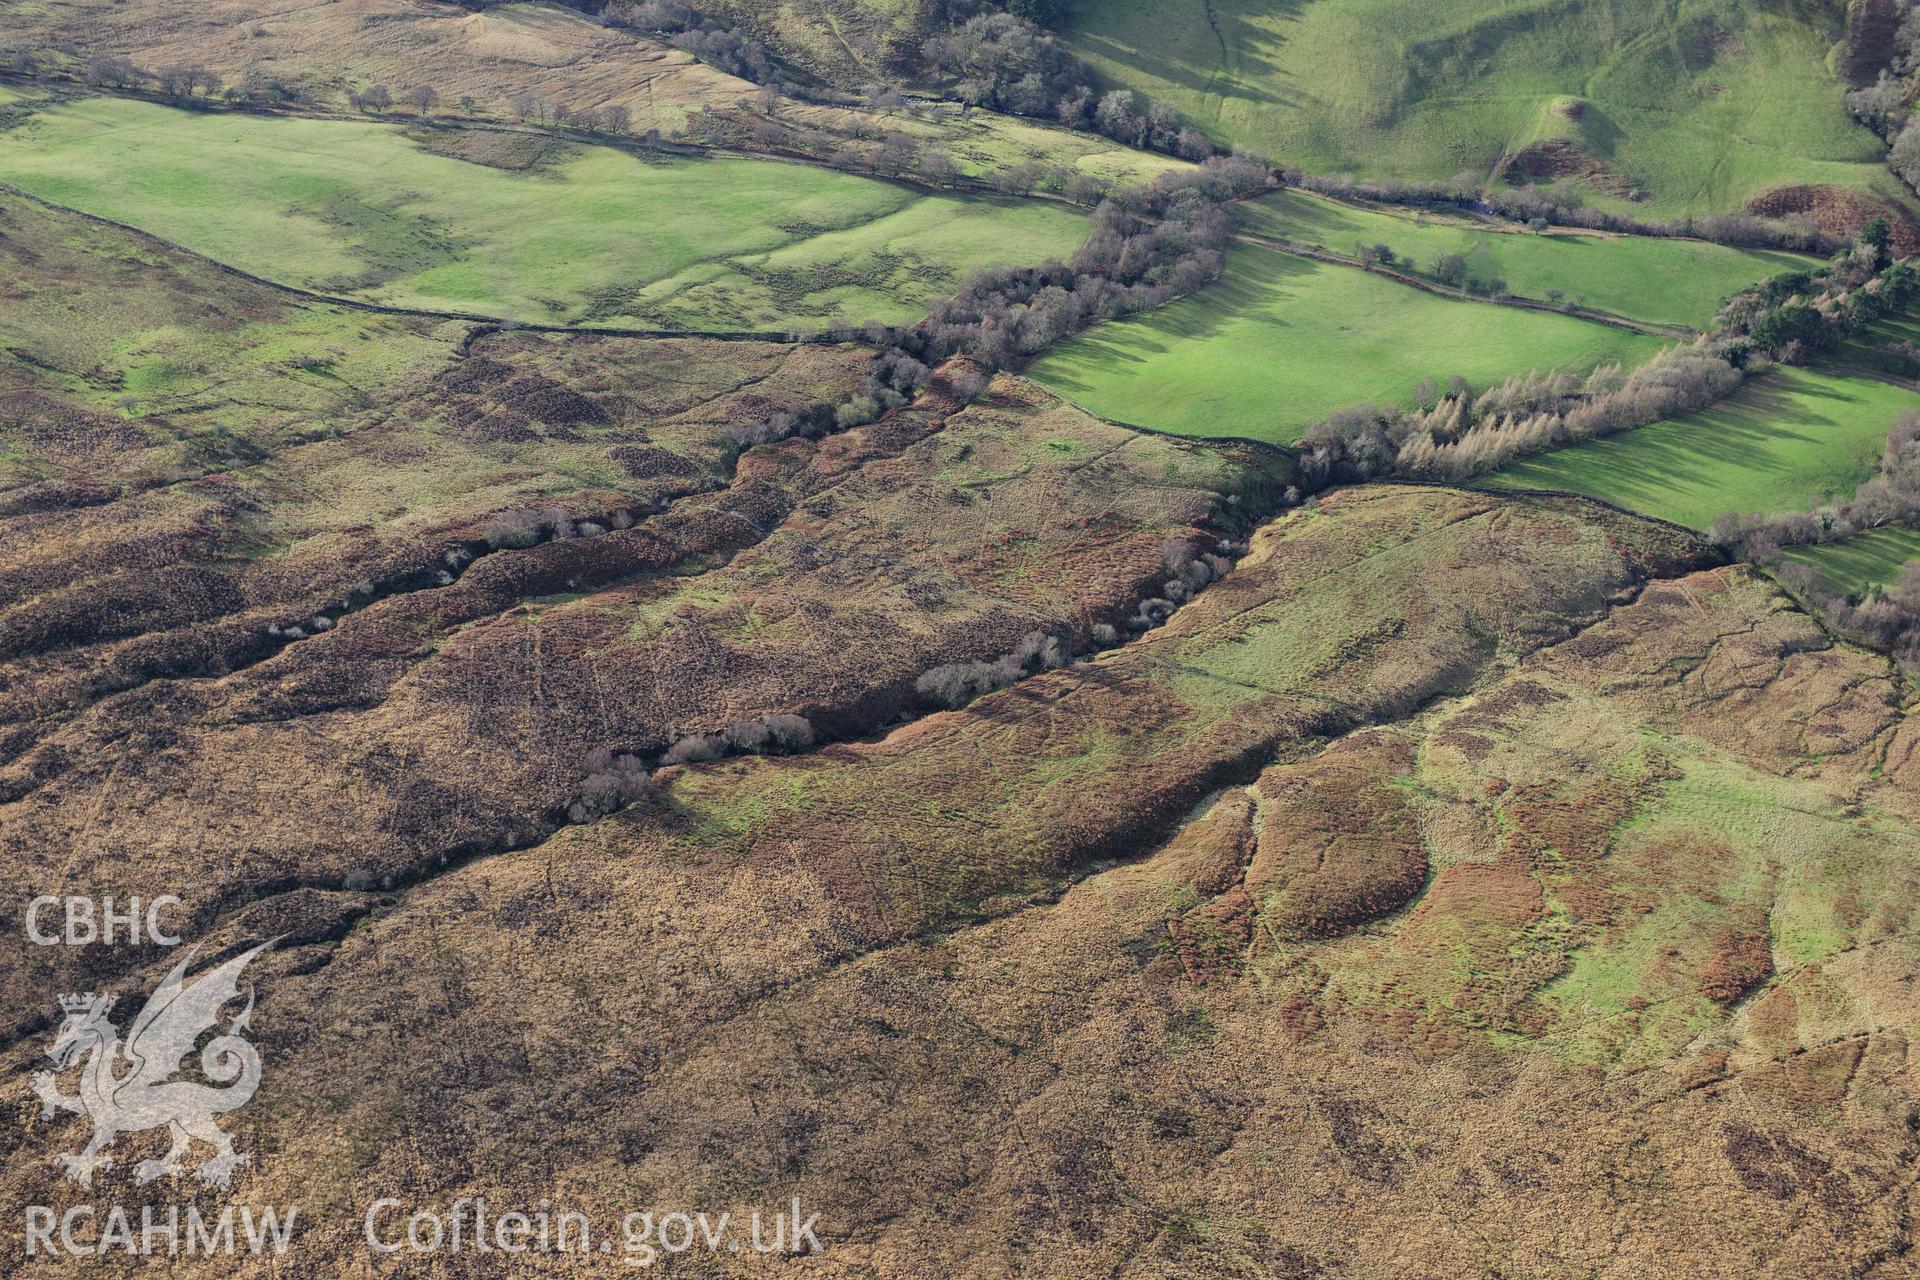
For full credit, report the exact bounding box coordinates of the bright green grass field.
[1240,190,1810,330]
[1024,241,1665,441]
[1064,0,1902,219]
[1486,367,1918,529]
[1785,527,1920,596]
[0,98,1088,332]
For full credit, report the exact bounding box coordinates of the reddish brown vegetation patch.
[1723,1124,1854,1211]
[1746,185,1920,255]
[1699,919,1774,1005]
[1503,777,1636,862]
[1506,140,1597,181]
[1168,887,1253,984]
[1505,140,1632,196]
[608,444,702,479]
[436,361,610,441]
[0,390,154,460]
[1246,732,1427,939]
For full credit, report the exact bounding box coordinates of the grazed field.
[1240,189,1812,329]
[1485,367,1918,529]
[1064,0,1905,219]
[0,98,1089,331]
[1026,241,1665,440]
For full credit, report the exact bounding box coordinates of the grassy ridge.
[0,98,1088,332]
[1025,241,1664,442]
[1485,367,1917,530]
[1239,190,1810,330]
[1064,0,1901,218]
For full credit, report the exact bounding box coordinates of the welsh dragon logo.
[32,940,272,1189]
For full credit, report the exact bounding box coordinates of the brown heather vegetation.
[0,0,755,127]
[10,479,1920,1276]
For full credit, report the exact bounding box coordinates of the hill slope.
[1064,0,1907,221]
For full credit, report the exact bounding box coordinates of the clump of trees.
[864,156,1261,367]
[154,63,222,99]
[1154,539,1234,608]
[660,713,815,765]
[1845,10,1920,194]
[347,82,392,112]
[1426,246,1507,297]
[916,628,1070,708]
[484,506,579,549]
[1802,561,1920,667]
[567,748,656,822]
[724,402,840,451]
[919,12,1208,158]
[912,537,1243,710]
[480,504,641,550]
[1715,240,1914,364]
[606,1,778,83]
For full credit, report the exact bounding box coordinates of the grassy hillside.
[1025,241,1665,441]
[1485,366,1917,528]
[1064,0,1901,218]
[0,98,1088,331]
[1240,189,1812,330]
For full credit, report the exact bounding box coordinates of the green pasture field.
[1821,312,1920,379]
[1239,189,1811,330]
[1063,0,1904,219]
[0,97,1088,331]
[1024,241,1665,442]
[1485,367,1918,529]
[1784,528,1920,597]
